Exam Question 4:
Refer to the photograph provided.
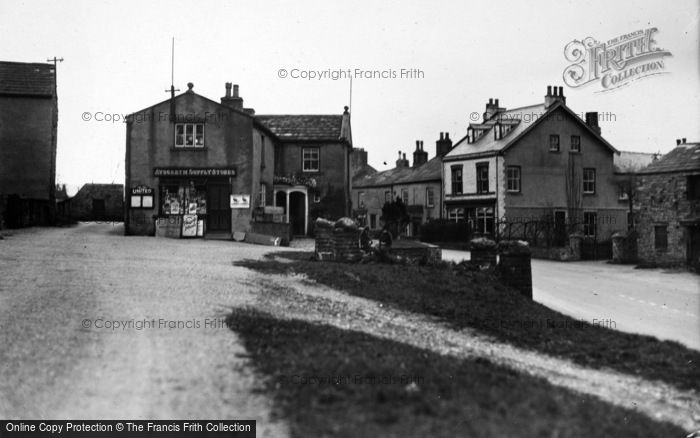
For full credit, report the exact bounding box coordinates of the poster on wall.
[230,194,250,209]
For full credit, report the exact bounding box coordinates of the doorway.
[92,199,106,221]
[554,211,567,246]
[688,225,700,270]
[289,192,306,235]
[207,183,231,232]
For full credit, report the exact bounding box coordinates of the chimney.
[676,139,682,146]
[221,83,244,110]
[682,138,687,144]
[484,97,500,121]
[436,132,453,157]
[413,140,428,167]
[396,150,407,168]
[585,112,601,135]
[545,85,566,109]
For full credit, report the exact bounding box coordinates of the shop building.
[125,82,351,238]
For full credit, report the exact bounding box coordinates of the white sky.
[1,0,698,195]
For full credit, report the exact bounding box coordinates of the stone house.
[442,86,627,245]
[125,82,351,238]
[635,139,700,268]
[0,61,58,228]
[352,133,453,236]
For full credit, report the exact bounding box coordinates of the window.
[583,211,597,237]
[448,207,464,222]
[688,175,700,200]
[549,134,560,152]
[476,163,489,193]
[654,225,668,251]
[506,166,521,193]
[384,191,392,203]
[302,147,320,172]
[175,123,204,148]
[571,135,581,152]
[583,168,596,194]
[401,189,409,205]
[475,207,495,235]
[618,184,629,201]
[358,191,365,208]
[451,166,463,194]
[426,188,435,207]
[259,183,266,206]
[369,214,377,229]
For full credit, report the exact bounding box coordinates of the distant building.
[125,82,351,238]
[442,86,626,243]
[0,61,58,228]
[69,183,124,221]
[613,151,659,229]
[635,139,700,269]
[352,133,452,236]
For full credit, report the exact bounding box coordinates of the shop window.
[302,147,320,172]
[175,123,204,148]
[583,168,596,194]
[475,206,495,235]
[654,225,668,251]
[160,182,207,216]
[448,207,464,222]
[506,166,521,193]
[477,163,489,193]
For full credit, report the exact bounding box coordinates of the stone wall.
[250,221,293,246]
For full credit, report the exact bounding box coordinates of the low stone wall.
[470,237,497,268]
[388,243,442,265]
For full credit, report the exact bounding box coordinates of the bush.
[420,219,470,243]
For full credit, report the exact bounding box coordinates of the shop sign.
[153,168,237,177]
[230,194,250,209]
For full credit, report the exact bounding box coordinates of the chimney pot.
[553,86,558,97]
[445,132,449,139]
[677,139,682,145]
[558,86,564,97]
[233,84,239,98]
[682,138,687,144]
[547,85,552,96]
[225,82,232,98]
[403,153,406,160]
[440,132,444,140]
[489,98,493,105]
[495,98,499,107]
[416,140,420,150]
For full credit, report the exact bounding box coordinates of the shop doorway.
[207,184,231,232]
[289,192,306,235]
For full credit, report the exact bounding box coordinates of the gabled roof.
[255,114,348,142]
[614,151,658,173]
[445,101,619,160]
[353,156,442,188]
[0,61,55,97]
[638,142,700,174]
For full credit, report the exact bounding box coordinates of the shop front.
[151,167,236,239]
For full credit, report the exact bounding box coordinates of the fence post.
[497,240,532,300]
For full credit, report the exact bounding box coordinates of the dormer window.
[175,123,204,148]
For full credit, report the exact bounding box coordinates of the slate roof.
[445,101,618,159]
[255,115,345,141]
[614,151,658,173]
[638,143,700,174]
[353,156,442,188]
[0,61,55,97]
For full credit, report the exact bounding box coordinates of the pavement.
[441,249,700,350]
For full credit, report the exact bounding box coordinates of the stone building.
[635,139,700,268]
[125,82,351,238]
[352,133,452,236]
[0,61,58,228]
[69,183,124,221]
[442,86,627,243]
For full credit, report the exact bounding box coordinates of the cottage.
[0,61,58,228]
[69,183,124,221]
[352,133,452,236]
[635,139,700,269]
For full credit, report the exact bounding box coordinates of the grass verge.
[235,251,700,392]
[228,308,686,437]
